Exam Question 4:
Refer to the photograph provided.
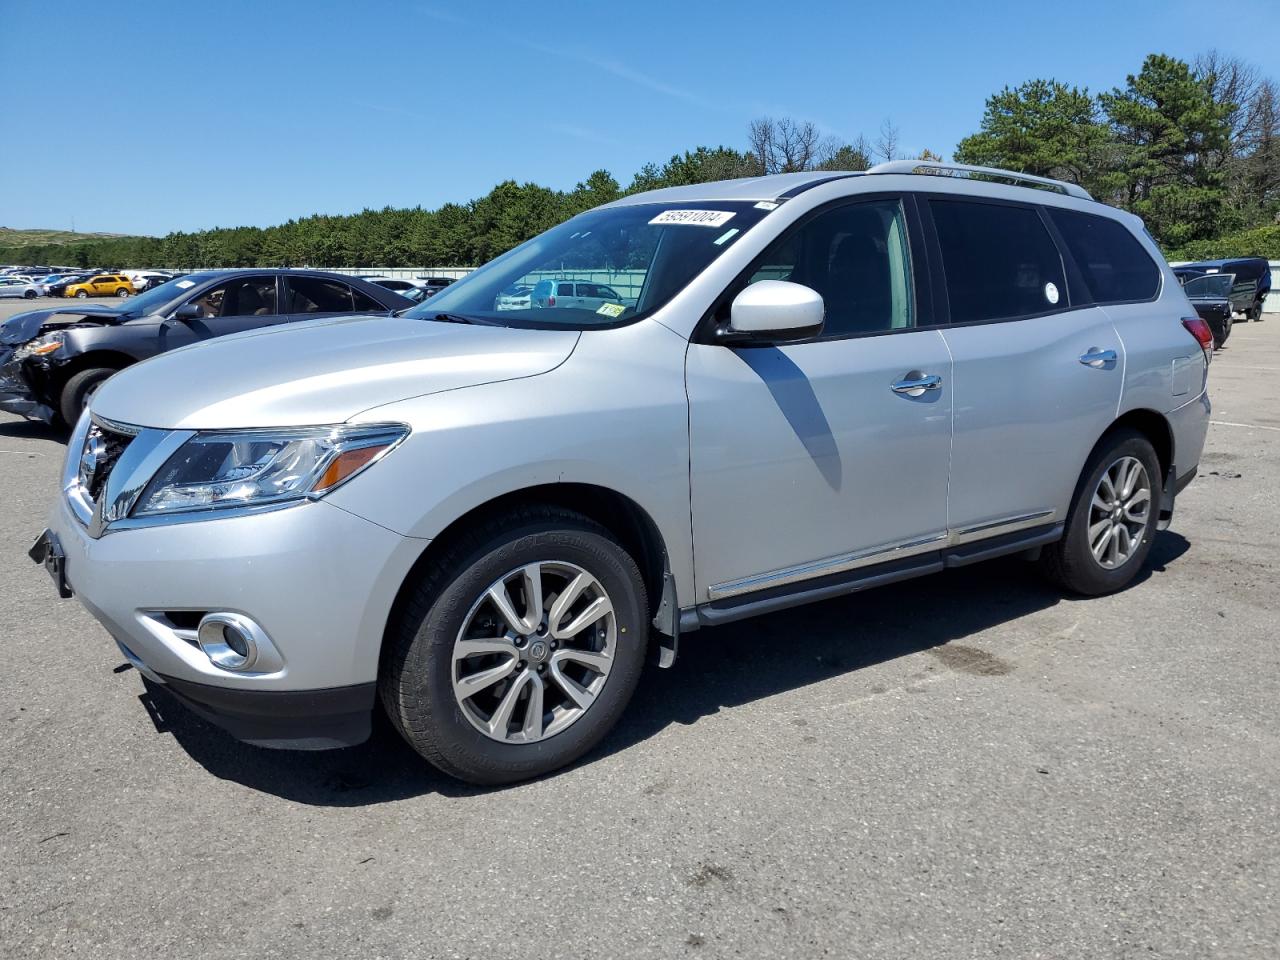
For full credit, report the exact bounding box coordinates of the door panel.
[922,195,1125,538]
[687,331,953,602]
[160,276,286,351]
[941,308,1123,537]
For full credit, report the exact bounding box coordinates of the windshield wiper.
[428,312,495,326]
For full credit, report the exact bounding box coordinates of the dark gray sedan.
[0,269,412,424]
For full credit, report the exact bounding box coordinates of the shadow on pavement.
[136,531,1192,805]
[0,418,65,442]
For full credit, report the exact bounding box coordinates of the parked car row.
[0,266,184,299]
[13,162,1213,787]
[359,274,457,303]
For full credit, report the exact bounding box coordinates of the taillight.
[1181,316,1214,363]
[547,295,556,307]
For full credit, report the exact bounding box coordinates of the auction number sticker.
[1044,281,1060,305]
[649,209,735,228]
[596,302,626,318]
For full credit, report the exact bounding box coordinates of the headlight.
[133,422,408,517]
[13,332,64,360]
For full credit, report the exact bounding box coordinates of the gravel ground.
[1,300,1277,959]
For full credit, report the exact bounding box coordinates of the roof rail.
[867,160,1093,200]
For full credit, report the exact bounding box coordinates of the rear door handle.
[1079,348,1117,367]
[891,372,943,396]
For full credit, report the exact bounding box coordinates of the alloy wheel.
[452,561,616,744]
[1088,456,1151,569]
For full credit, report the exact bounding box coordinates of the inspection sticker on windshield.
[649,209,735,228]
[596,302,626,318]
[175,280,195,289]
[754,201,780,211]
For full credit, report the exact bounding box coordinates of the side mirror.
[172,303,202,321]
[726,280,824,343]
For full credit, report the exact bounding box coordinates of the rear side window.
[557,283,574,297]
[930,199,1066,324]
[351,287,384,312]
[288,277,354,313]
[1048,208,1160,303]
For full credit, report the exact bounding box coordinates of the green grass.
[0,227,149,247]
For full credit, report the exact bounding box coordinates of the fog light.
[197,613,266,672]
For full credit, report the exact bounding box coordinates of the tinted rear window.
[1048,208,1159,303]
[288,277,354,313]
[930,199,1066,324]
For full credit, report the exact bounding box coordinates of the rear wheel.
[75,290,88,298]
[1040,428,1161,596]
[380,506,648,785]
[58,367,118,425]
[1219,314,1233,347]
[116,287,130,298]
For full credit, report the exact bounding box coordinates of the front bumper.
[43,492,426,749]
[142,663,377,750]
[0,349,54,421]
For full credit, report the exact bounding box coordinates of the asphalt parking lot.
[1,298,1277,959]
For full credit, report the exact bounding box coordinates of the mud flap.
[650,572,679,668]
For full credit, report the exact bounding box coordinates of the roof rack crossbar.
[866,160,1093,200]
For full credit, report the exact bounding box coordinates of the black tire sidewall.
[1058,431,1162,595]
[392,522,647,784]
[59,368,116,426]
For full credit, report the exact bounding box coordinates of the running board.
[680,523,1063,631]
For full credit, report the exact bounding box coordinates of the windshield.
[1183,273,1234,298]
[403,201,771,329]
[117,273,212,315]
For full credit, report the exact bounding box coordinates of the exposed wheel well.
[383,483,671,653]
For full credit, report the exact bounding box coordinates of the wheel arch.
[380,482,673,664]
[1104,407,1174,480]
[47,349,136,389]
[1075,408,1175,525]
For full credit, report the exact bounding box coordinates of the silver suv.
[32,162,1212,784]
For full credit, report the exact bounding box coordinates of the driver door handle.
[891,373,943,396]
[1079,348,1117,367]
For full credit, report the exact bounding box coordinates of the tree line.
[3,50,1277,270]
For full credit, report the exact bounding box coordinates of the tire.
[59,367,118,425]
[75,290,88,298]
[116,287,130,298]
[1219,314,1232,347]
[380,506,648,786]
[1040,428,1162,596]
[23,289,36,299]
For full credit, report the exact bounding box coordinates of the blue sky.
[2,0,1277,236]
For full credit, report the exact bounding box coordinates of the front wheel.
[23,289,36,299]
[380,506,649,785]
[59,367,118,425]
[1040,429,1162,596]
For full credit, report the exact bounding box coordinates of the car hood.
[91,314,580,429]
[0,305,123,345]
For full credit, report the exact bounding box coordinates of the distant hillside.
[0,227,148,248]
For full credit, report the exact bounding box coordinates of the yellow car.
[64,274,135,299]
